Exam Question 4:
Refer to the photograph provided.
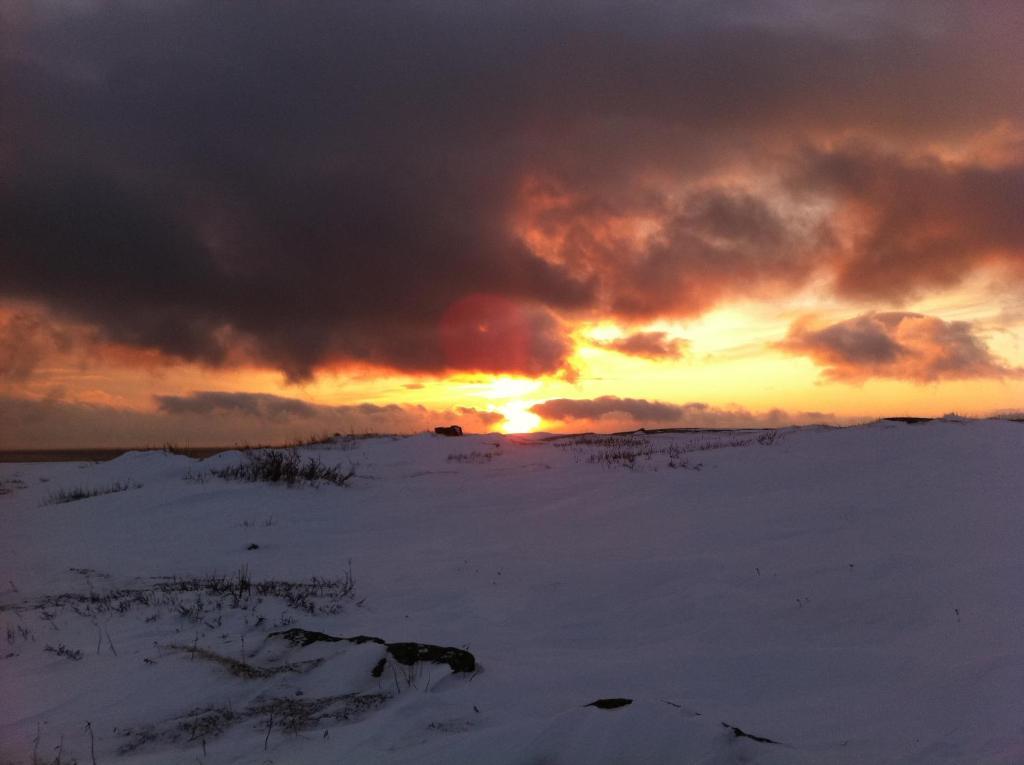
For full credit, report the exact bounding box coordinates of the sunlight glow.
[497,401,542,433]
[478,376,542,400]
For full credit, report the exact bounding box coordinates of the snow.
[1,420,1023,763]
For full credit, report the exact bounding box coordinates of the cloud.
[455,406,505,427]
[520,182,831,320]
[1,2,1022,378]
[0,310,68,383]
[0,392,504,449]
[154,391,503,431]
[438,295,573,377]
[789,144,1024,301]
[533,396,684,423]
[155,391,320,419]
[531,396,834,430]
[778,311,1022,381]
[595,331,688,360]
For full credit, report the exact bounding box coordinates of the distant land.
[0,447,231,463]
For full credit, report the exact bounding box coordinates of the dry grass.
[42,480,142,505]
[210,449,356,487]
[2,565,358,621]
[447,450,500,464]
[551,431,781,470]
[118,693,390,753]
[163,644,323,679]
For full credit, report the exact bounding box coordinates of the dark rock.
[586,698,633,710]
[269,628,343,646]
[246,543,259,550]
[434,425,464,437]
[349,634,388,645]
[721,722,781,745]
[385,642,475,674]
[268,628,385,647]
[269,628,475,675]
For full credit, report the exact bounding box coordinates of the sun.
[497,400,542,433]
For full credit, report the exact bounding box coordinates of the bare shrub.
[211,450,355,486]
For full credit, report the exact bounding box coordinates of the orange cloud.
[593,331,689,360]
[778,312,1021,382]
[0,310,69,383]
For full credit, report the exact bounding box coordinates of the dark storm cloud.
[531,396,836,429]
[2,2,1022,377]
[779,312,1021,381]
[541,185,832,320]
[789,145,1024,301]
[595,331,688,360]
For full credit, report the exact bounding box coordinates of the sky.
[1,0,1022,447]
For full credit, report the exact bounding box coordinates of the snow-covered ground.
[2,420,1022,764]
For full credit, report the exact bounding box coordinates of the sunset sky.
[2,1,1022,447]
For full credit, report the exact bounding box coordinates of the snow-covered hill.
[2,420,1022,764]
